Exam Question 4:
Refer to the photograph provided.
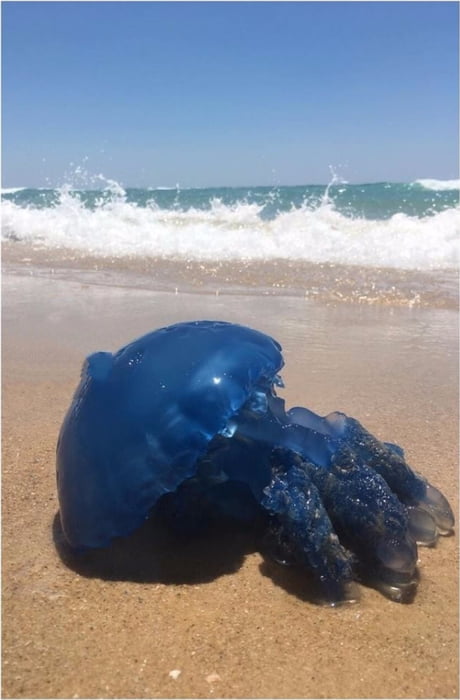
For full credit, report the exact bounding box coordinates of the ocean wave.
[1,187,27,194]
[2,185,459,271]
[414,178,460,192]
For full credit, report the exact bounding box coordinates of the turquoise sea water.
[3,180,458,218]
[2,178,459,271]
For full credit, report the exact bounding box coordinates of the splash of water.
[2,166,459,270]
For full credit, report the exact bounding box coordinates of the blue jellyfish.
[56,321,454,603]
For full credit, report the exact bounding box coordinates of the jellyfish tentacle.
[383,442,405,458]
[261,450,356,605]
[327,413,455,537]
[285,406,454,541]
[307,445,419,602]
[406,505,438,546]
[230,394,335,469]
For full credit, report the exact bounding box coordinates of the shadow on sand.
[52,509,333,605]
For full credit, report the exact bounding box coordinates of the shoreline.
[2,268,458,698]
[3,241,458,309]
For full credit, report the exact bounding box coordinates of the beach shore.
[2,262,458,699]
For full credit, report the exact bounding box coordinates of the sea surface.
[2,177,459,307]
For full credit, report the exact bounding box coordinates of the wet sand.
[2,266,458,699]
[3,240,458,309]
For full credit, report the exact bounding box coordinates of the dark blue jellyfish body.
[56,320,454,603]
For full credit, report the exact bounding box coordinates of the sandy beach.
[2,260,458,699]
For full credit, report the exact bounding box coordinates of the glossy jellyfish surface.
[56,320,454,603]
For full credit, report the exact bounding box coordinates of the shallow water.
[3,243,459,310]
[3,271,457,423]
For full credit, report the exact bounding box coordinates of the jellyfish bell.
[56,321,284,549]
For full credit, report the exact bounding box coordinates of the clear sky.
[2,1,459,187]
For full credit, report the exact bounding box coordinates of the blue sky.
[2,1,458,187]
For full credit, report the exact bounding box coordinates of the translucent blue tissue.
[56,320,454,603]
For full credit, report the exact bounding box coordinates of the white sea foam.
[415,179,460,192]
[2,185,459,270]
[1,187,27,194]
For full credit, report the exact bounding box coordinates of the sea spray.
[2,178,459,271]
